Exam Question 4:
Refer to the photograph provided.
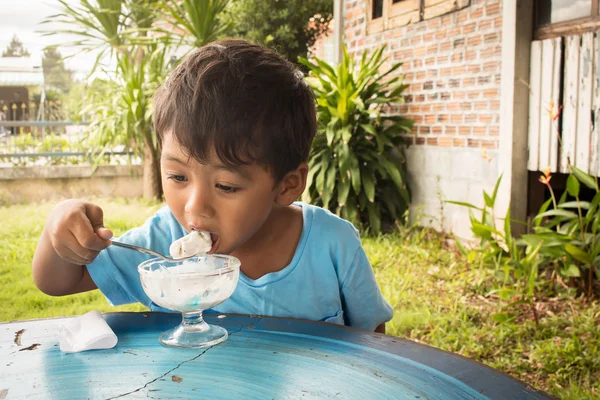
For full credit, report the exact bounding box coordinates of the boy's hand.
[45,199,113,266]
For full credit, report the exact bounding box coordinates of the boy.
[32,39,393,333]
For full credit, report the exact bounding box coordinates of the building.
[0,57,44,132]
[326,0,600,238]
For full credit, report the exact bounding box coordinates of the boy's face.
[160,132,280,255]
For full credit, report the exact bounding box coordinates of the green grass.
[1,199,599,399]
[0,198,162,320]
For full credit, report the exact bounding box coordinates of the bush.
[299,46,413,233]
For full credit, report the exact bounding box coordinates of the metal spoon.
[110,240,199,261]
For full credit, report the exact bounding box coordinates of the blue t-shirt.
[87,202,393,331]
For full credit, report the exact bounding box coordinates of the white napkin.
[58,310,118,353]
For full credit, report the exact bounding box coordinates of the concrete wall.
[0,165,143,204]
[406,146,498,238]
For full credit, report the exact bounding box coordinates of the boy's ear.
[275,163,309,206]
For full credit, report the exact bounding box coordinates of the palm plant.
[299,46,413,233]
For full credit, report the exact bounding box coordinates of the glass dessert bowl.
[138,254,240,348]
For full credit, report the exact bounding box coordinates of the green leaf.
[445,200,483,211]
[491,174,503,204]
[337,177,351,207]
[321,163,337,210]
[492,312,514,323]
[565,244,593,264]
[534,209,579,221]
[366,203,381,234]
[362,173,375,203]
[349,154,361,194]
[567,174,580,197]
[558,201,590,209]
[570,166,598,190]
[561,264,581,277]
[484,192,494,208]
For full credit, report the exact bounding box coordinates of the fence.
[0,121,136,167]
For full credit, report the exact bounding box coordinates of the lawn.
[1,199,598,399]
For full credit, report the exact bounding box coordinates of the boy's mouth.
[207,233,219,254]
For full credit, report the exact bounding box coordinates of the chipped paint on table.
[0,313,553,399]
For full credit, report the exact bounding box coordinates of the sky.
[0,0,100,79]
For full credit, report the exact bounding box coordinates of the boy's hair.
[153,39,317,182]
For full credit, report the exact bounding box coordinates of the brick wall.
[342,0,504,237]
[345,0,502,150]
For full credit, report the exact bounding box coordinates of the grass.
[2,199,599,399]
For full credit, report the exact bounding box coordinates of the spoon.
[110,240,200,261]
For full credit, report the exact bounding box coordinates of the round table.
[0,312,553,399]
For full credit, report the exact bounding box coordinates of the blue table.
[1,312,553,399]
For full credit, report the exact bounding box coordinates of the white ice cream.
[169,230,212,259]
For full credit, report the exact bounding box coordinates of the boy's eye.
[167,174,187,183]
[216,183,238,194]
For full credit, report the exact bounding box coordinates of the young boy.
[32,39,393,333]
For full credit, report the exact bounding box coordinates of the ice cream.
[169,230,212,259]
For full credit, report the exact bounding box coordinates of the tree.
[42,47,74,93]
[224,0,333,66]
[2,35,31,57]
[44,0,232,199]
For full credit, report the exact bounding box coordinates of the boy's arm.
[339,245,394,333]
[32,200,111,296]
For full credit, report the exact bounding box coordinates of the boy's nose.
[184,187,215,219]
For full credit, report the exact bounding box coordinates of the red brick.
[423,33,434,43]
[415,46,427,56]
[416,137,426,145]
[426,138,438,146]
[460,102,472,110]
[453,66,467,75]
[463,22,477,34]
[451,114,463,123]
[475,101,488,110]
[468,65,481,74]
[459,126,472,135]
[467,35,482,46]
[484,89,499,98]
[437,114,449,122]
[432,126,443,135]
[465,114,478,123]
[484,33,499,44]
[479,19,493,30]
[419,126,431,134]
[451,53,464,63]
[470,8,483,19]
[453,138,466,147]
[468,90,481,99]
[468,138,481,148]
[481,139,497,149]
[463,77,476,86]
[439,137,453,147]
[479,114,494,123]
[491,100,500,109]
[440,41,452,52]
[433,103,445,112]
[425,115,436,124]
[465,50,477,61]
[446,126,458,135]
[494,16,503,28]
[489,126,499,136]
[486,2,501,16]
[447,103,459,111]
[474,126,487,136]
[484,61,499,72]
